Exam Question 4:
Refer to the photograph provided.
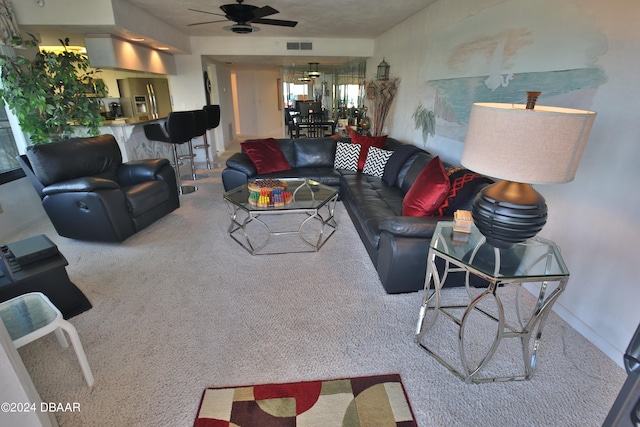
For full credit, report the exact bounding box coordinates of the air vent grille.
[286,42,313,50]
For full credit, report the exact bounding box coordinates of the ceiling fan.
[188,0,298,34]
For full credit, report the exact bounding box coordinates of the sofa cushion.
[226,153,258,179]
[350,132,387,170]
[241,139,292,174]
[275,139,296,166]
[382,144,423,186]
[363,146,394,177]
[294,138,336,168]
[402,156,450,217]
[399,152,436,194]
[26,135,122,186]
[334,142,360,171]
[339,172,405,258]
[436,167,493,216]
[123,181,170,217]
[42,177,119,196]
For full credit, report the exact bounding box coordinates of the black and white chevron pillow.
[363,146,394,177]
[334,142,361,171]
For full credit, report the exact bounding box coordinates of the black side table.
[0,236,91,319]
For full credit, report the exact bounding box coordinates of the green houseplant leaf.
[0,37,108,145]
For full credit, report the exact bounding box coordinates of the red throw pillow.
[350,133,387,170]
[241,139,291,174]
[402,156,451,217]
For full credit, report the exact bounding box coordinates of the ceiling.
[126,0,434,70]
[25,0,435,71]
[128,0,432,39]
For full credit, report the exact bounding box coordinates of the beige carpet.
[5,152,627,427]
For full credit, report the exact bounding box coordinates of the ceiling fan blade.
[188,19,229,27]
[188,8,226,17]
[251,6,278,19]
[252,18,298,27]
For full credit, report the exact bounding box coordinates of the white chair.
[0,292,94,387]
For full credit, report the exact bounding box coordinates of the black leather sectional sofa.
[222,136,491,293]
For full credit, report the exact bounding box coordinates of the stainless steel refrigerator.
[117,78,172,121]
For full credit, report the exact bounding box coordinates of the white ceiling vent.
[286,42,313,50]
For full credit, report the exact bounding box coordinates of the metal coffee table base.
[225,196,338,255]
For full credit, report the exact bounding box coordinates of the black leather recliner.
[18,134,180,242]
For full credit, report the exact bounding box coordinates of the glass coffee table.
[223,178,338,255]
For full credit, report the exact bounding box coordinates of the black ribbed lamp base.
[472,181,547,249]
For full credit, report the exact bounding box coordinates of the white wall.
[0,178,47,242]
[203,60,236,153]
[373,0,640,367]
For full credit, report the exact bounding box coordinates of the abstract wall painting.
[414,0,608,143]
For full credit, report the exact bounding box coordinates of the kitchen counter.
[99,116,172,162]
[102,116,167,126]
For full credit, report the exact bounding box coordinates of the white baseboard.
[523,283,625,370]
[552,301,626,370]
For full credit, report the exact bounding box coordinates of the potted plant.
[0,37,108,145]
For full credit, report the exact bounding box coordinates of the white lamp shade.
[461,102,596,184]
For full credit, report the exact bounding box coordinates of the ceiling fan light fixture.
[189,1,297,29]
[223,24,260,34]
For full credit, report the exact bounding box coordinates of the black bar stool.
[203,105,221,167]
[183,110,209,180]
[143,112,197,195]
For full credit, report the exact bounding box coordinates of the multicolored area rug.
[193,374,417,427]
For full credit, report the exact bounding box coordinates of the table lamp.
[461,92,596,248]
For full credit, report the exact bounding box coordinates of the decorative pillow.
[333,142,361,171]
[363,146,394,177]
[349,131,387,170]
[402,156,451,217]
[241,139,291,174]
[382,144,423,186]
[435,167,493,216]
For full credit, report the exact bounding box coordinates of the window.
[0,104,24,184]
[336,84,362,109]
[283,82,309,108]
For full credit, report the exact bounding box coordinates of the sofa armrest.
[225,152,257,177]
[378,216,448,238]
[42,177,120,196]
[117,158,171,186]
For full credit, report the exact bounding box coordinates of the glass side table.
[415,221,569,383]
[0,292,94,387]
